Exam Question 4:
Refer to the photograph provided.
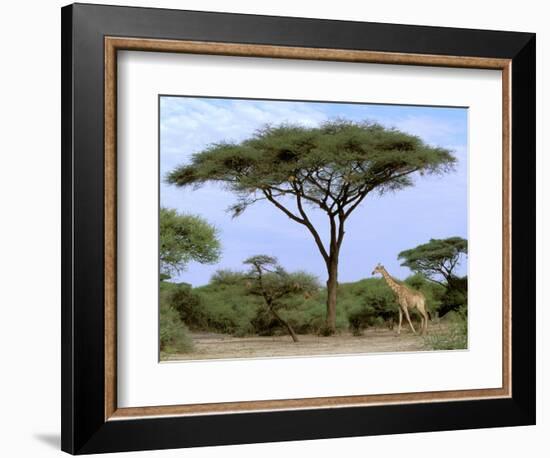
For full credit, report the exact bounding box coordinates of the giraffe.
[372,263,429,335]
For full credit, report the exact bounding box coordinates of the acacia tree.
[244,255,319,342]
[167,120,456,333]
[398,237,468,287]
[160,207,221,277]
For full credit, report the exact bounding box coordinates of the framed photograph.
[61,3,536,454]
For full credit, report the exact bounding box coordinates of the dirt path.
[163,326,445,361]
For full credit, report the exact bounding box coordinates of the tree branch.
[426,277,448,287]
[336,212,346,249]
[262,189,306,225]
[270,184,326,208]
[343,187,371,219]
[263,188,329,264]
[293,186,330,264]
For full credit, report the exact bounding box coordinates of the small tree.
[398,237,467,287]
[399,237,468,317]
[168,120,455,333]
[160,207,221,276]
[244,255,319,342]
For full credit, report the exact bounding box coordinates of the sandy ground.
[162,325,447,361]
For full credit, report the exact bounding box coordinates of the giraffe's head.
[372,263,384,276]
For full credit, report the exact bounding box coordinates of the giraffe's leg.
[397,308,403,335]
[422,310,428,334]
[403,307,416,334]
[420,312,427,335]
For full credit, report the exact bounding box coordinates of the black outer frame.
[61,3,536,454]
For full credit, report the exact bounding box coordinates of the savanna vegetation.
[160,120,468,357]
[167,120,456,334]
[159,208,221,353]
[160,239,468,357]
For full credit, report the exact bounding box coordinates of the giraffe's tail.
[426,310,432,321]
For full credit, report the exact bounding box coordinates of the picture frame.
[61,3,536,454]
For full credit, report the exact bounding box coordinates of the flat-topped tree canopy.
[167,120,456,218]
[167,119,456,333]
[398,236,468,285]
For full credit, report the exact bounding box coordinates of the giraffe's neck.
[381,268,401,293]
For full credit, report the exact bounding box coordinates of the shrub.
[193,282,259,336]
[424,308,467,350]
[209,269,247,286]
[161,272,451,339]
[341,278,398,334]
[347,305,376,335]
[159,300,194,354]
[279,292,348,336]
[242,256,322,342]
[196,266,330,338]
[169,283,208,329]
[439,277,468,317]
[250,308,281,336]
[161,276,258,336]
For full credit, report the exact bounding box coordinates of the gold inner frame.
[104,37,512,421]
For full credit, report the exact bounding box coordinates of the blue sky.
[160,96,468,287]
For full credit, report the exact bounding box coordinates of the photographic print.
[159,96,468,361]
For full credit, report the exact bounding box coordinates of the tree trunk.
[270,307,299,342]
[324,256,339,335]
[281,319,300,343]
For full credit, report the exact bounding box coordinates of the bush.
[340,275,445,334]
[159,301,194,353]
[439,277,468,317]
[424,309,467,350]
[161,277,257,337]
[341,278,398,334]
[250,308,281,336]
[193,282,260,336]
[169,283,208,329]
[279,292,348,336]
[347,305,376,335]
[161,272,455,339]
[209,269,247,286]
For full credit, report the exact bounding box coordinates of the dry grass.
[161,324,454,361]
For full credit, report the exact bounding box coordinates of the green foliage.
[243,255,320,308]
[243,255,320,341]
[159,300,194,354]
[167,120,456,330]
[168,283,208,329]
[339,278,399,335]
[439,277,468,317]
[424,309,468,350]
[209,269,247,286]
[398,237,468,285]
[399,238,468,318]
[280,297,327,334]
[167,120,456,217]
[166,263,328,338]
[160,265,464,346]
[160,207,221,275]
[192,273,260,336]
[160,280,243,340]
[161,273,459,340]
[340,275,445,334]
